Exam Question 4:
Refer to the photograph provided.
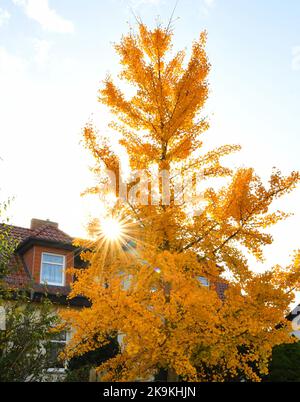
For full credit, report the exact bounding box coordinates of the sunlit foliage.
[62,22,300,382]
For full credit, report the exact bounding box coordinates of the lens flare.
[100,217,123,241]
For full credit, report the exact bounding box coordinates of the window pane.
[49,342,65,369]
[41,263,63,284]
[43,254,64,264]
[198,276,209,287]
[52,330,67,342]
[49,331,67,369]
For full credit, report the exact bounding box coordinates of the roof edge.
[16,237,76,254]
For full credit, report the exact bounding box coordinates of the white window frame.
[40,252,66,287]
[47,330,71,373]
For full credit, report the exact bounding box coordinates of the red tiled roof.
[5,254,30,288]
[0,223,73,246]
[2,224,32,243]
[1,223,74,294]
[30,224,73,244]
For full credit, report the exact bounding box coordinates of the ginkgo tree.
[62,22,300,382]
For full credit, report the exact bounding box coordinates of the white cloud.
[204,0,215,7]
[125,0,163,8]
[12,0,74,33]
[199,0,216,16]
[33,38,51,66]
[0,8,10,27]
[0,46,27,78]
[135,0,161,4]
[0,45,100,238]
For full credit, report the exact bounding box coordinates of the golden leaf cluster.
[62,23,300,382]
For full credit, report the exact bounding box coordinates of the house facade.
[288,305,300,340]
[2,218,89,379]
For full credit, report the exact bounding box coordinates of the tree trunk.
[167,367,179,382]
[163,281,179,382]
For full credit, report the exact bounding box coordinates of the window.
[121,274,133,291]
[0,306,5,331]
[40,253,65,286]
[48,331,69,370]
[198,276,209,287]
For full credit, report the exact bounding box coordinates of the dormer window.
[40,252,65,286]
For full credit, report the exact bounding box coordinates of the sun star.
[100,217,123,241]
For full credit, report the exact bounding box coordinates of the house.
[4,218,89,304]
[287,305,300,339]
[3,217,228,300]
[1,218,90,379]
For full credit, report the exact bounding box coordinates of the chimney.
[30,218,59,230]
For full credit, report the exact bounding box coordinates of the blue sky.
[0,0,300,271]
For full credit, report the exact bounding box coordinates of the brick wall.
[23,245,74,286]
